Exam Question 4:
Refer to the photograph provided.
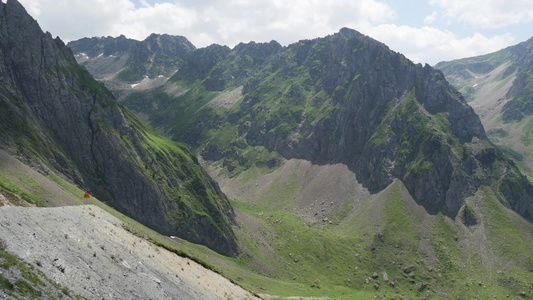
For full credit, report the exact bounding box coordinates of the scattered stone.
[382,271,389,281]
[409,272,415,278]
[519,291,526,297]
[374,283,380,290]
[372,272,379,279]
[403,266,416,273]
[389,281,395,288]
[365,278,370,284]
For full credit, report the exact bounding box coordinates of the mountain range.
[72,27,533,220]
[1,0,532,298]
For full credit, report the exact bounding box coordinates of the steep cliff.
[0,0,238,256]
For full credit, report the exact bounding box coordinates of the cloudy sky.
[16,0,533,65]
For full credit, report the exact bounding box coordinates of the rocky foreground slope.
[0,205,257,299]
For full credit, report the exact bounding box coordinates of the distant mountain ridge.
[436,36,533,122]
[70,28,533,221]
[436,36,533,176]
[0,0,238,256]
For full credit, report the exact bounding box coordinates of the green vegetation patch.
[122,107,237,248]
[502,70,533,122]
[520,116,533,146]
[0,171,47,207]
[389,89,464,177]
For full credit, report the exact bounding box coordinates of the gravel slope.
[0,205,258,299]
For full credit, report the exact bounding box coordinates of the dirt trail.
[0,205,258,300]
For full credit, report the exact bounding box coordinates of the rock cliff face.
[0,0,238,256]
[108,28,533,220]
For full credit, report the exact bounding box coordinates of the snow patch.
[473,83,478,88]
[131,83,139,88]
[97,53,104,58]
[158,75,164,78]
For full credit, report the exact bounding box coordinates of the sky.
[15,0,533,65]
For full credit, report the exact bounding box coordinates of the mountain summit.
[0,0,238,256]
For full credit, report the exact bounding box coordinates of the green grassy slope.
[1,153,532,299]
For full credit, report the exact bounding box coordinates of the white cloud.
[19,0,136,39]
[430,0,533,28]
[112,3,197,41]
[424,12,438,25]
[16,0,528,64]
[191,0,396,47]
[366,24,515,64]
[19,0,396,47]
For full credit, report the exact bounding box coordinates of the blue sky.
[17,0,533,65]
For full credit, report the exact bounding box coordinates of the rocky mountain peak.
[68,35,138,58]
[172,44,232,82]
[233,40,282,59]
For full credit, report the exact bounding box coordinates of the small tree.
[0,238,7,251]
